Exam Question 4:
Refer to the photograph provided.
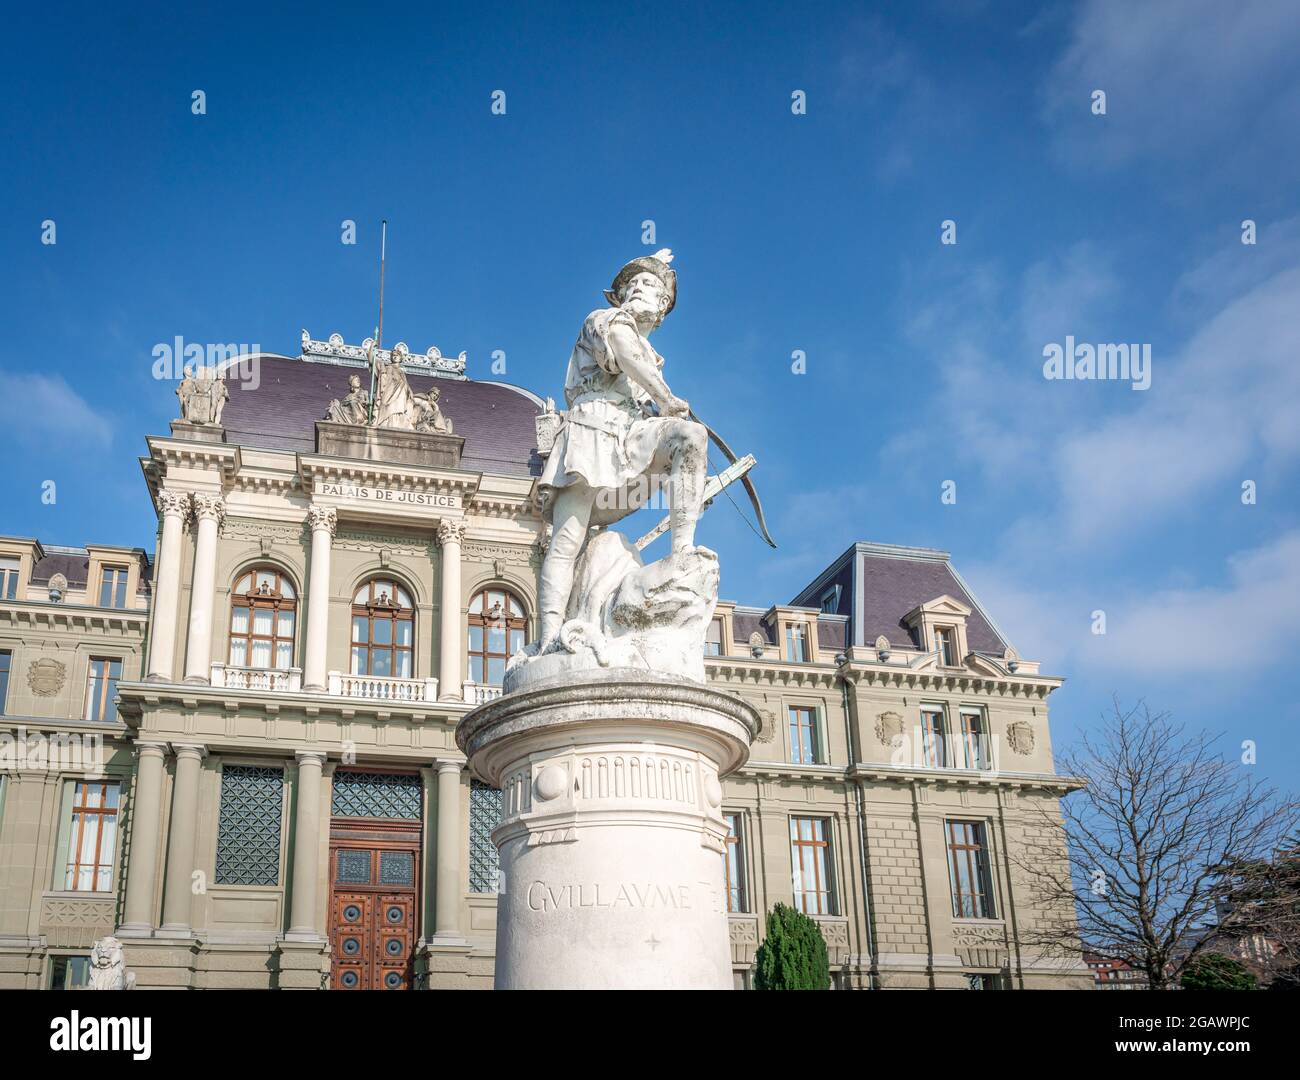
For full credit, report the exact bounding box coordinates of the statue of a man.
[535,249,707,646]
[325,374,371,425]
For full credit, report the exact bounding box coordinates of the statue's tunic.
[537,307,669,524]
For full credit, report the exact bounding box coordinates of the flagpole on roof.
[366,219,387,425]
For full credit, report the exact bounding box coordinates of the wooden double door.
[328,821,421,990]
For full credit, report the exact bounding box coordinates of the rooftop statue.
[324,345,455,434]
[176,364,229,426]
[510,249,767,688]
[325,374,371,425]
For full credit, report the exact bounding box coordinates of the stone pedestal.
[315,420,464,468]
[456,670,755,990]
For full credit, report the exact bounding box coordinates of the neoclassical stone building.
[0,333,1090,989]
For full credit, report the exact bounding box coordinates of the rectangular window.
[0,650,10,714]
[99,566,129,609]
[946,820,996,919]
[790,816,835,915]
[0,557,19,600]
[723,812,747,912]
[704,617,723,657]
[63,781,120,892]
[921,707,949,768]
[960,708,990,770]
[788,705,822,765]
[214,765,284,886]
[785,623,809,662]
[468,780,503,893]
[936,627,957,667]
[967,973,1005,990]
[50,955,91,990]
[84,658,123,723]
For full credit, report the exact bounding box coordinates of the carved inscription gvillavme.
[526,880,724,915]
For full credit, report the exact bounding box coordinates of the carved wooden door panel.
[328,841,419,990]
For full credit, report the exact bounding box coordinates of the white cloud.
[973,532,1300,677]
[0,372,113,447]
[1042,0,1300,177]
[1052,265,1300,543]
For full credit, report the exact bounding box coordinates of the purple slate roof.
[221,356,543,477]
[857,553,1006,654]
[30,549,152,596]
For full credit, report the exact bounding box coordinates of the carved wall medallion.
[27,658,67,697]
[729,919,758,945]
[754,708,777,744]
[1007,720,1035,756]
[874,710,905,747]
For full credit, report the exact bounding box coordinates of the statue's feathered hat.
[604,248,676,315]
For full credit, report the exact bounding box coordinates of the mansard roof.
[790,541,1010,655]
[29,544,153,594]
[219,353,545,478]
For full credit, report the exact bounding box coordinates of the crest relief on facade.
[27,657,67,697]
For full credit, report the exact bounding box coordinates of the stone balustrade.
[210,662,302,692]
[327,671,440,703]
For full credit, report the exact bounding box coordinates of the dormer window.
[936,626,957,667]
[704,617,723,657]
[0,557,19,600]
[785,623,810,663]
[99,566,129,609]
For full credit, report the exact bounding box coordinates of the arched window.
[467,587,527,686]
[229,567,297,670]
[352,578,414,679]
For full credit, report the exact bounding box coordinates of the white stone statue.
[512,249,716,686]
[412,386,453,434]
[371,345,419,430]
[84,936,135,990]
[324,374,371,425]
[176,364,229,426]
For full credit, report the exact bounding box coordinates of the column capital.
[134,740,169,760]
[306,505,337,537]
[436,519,466,547]
[436,759,465,776]
[295,749,328,767]
[190,492,225,524]
[157,488,190,520]
[172,742,208,761]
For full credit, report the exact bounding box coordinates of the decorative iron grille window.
[468,780,502,893]
[331,770,422,820]
[214,765,284,886]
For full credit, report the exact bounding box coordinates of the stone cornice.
[847,761,1085,793]
[705,659,840,690]
[0,601,149,635]
[0,714,130,738]
[843,663,1061,700]
[114,679,471,728]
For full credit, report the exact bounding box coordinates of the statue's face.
[622,271,668,320]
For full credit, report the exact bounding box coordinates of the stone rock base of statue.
[315,420,464,469]
[457,669,756,990]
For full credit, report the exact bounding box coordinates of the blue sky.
[1,1,1297,786]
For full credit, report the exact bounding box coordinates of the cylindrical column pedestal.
[457,670,756,990]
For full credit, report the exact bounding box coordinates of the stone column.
[432,760,464,940]
[457,674,757,989]
[146,490,189,682]
[159,743,206,934]
[437,519,465,700]
[119,741,169,935]
[286,750,327,940]
[303,507,337,692]
[182,493,224,684]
